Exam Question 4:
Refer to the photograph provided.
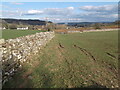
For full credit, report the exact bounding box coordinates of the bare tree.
[94,23,101,29]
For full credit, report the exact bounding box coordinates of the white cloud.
[24,7,74,16]
[0,4,10,9]
[28,10,44,14]
[99,14,118,18]
[40,16,84,22]
[1,4,118,22]
[67,7,74,10]
[10,2,24,5]
[111,14,118,18]
[1,10,24,18]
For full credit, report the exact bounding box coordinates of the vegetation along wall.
[0,31,55,85]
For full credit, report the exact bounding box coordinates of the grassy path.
[3,31,118,88]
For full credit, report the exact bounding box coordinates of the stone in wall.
[1,31,55,84]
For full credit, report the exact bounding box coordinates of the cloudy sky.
[0,2,118,22]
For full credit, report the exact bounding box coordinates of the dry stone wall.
[0,31,55,85]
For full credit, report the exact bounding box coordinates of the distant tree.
[28,25,34,30]
[45,22,54,31]
[8,24,17,29]
[47,28,51,31]
[114,20,120,25]
[94,23,101,29]
[2,20,8,29]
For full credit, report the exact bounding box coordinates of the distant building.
[0,27,6,30]
[17,27,28,30]
[66,27,70,29]
[3,27,6,29]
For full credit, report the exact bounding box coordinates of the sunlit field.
[3,30,118,88]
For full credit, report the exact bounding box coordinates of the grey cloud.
[79,4,118,13]
[76,4,118,22]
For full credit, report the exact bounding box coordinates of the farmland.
[1,30,45,40]
[3,30,118,88]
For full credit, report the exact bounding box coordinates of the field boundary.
[1,31,55,85]
[67,28,119,33]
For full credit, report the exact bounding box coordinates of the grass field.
[3,30,118,88]
[1,29,45,40]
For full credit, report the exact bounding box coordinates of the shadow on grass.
[2,68,33,88]
[2,59,114,89]
[2,58,53,88]
[84,83,107,88]
[86,80,107,88]
[34,63,53,88]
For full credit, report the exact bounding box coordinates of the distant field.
[2,29,45,40]
[3,30,118,88]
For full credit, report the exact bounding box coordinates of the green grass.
[3,30,118,88]
[1,29,46,40]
